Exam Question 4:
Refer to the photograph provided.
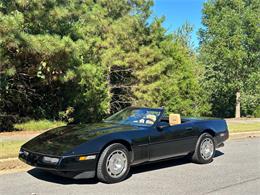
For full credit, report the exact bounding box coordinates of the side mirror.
[157,122,169,131]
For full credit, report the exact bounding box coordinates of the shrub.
[0,115,19,132]
[254,106,260,118]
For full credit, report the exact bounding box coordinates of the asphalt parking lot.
[0,137,260,195]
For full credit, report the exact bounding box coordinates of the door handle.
[185,127,193,131]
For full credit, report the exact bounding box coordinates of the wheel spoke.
[200,138,214,160]
[106,150,128,178]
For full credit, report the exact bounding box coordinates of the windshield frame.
[103,107,164,127]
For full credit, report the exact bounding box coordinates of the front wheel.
[191,133,215,164]
[97,143,130,183]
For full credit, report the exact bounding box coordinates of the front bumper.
[19,148,98,179]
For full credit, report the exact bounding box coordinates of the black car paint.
[19,108,229,179]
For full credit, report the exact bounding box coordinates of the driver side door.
[148,122,197,161]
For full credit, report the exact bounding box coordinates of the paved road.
[0,131,40,142]
[0,138,260,195]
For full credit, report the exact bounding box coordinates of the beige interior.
[146,114,157,124]
[169,113,181,126]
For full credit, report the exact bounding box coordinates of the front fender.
[64,132,133,156]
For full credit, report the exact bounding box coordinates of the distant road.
[0,137,260,195]
[0,131,41,142]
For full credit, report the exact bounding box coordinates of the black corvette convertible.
[19,107,229,183]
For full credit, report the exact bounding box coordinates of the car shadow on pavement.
[27,169,99,185]
[27,150,224,185]
[129,150,223,177]
[214,150,224,157]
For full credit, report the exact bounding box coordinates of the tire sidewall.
[196,133,216,164]
[98,143,130,183]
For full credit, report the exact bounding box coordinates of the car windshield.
[103,107,162,127]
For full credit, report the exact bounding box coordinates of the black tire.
[97,143,130,183]
[191,133,215,164]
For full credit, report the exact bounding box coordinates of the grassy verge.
[14,119,66,132]
[227,121,260,133]
[0,140,25,159]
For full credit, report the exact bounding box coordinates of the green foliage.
[253,106,260,118]
[1,0,143,123]
[0,115,19,131]
[0,0,210,127]
[241,71,260,117]
[199,0,260,117]
[133,22,210,116]
[14,119,66,131]
[58,107,75,123]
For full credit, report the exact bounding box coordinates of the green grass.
[227,122,260,133]
[14,119,66,131]
[0,140,26,159]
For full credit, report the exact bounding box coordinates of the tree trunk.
[235,91,241,118]
[107,66,112,114]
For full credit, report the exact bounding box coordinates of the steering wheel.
[143,117,155,124]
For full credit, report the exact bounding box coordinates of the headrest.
[169,113,181,126]
[146,114,156,124]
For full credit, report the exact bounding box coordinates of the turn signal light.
[79,156,88,161]
[79,155,96,161]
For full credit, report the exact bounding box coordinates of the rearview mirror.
[157,122,169,131]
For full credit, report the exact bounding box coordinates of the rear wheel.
[191,133,215,164]
[97,143,130,183]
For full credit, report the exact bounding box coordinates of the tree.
[133,21,210,116]
[0,0,210,130]
[199,0,260,118]
[0,0,154,126]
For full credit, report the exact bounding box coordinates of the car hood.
[22,122,137,156]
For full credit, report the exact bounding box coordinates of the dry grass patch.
[0,140,25,159]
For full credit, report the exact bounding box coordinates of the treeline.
[199,0,260,118]
[0,0,259,130]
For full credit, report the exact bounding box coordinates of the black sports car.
[19,107,229,183]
